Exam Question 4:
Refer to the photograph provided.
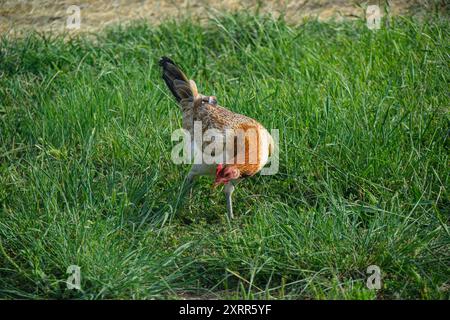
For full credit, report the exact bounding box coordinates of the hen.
[159,57,274,219]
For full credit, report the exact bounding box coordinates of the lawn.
[0,12,449,299]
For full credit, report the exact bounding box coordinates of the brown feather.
[159,57,273,178]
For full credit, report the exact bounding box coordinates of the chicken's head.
[214,164,240,187]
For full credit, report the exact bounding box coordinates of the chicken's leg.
[224,182,235,220]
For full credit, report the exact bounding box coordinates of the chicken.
[159,57,274,219]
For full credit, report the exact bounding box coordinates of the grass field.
[0,12,449,299]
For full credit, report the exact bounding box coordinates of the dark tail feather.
[159,57,192,103]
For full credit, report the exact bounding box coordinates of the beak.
[213,178,228,188]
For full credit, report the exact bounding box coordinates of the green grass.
[0,13,449,299]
